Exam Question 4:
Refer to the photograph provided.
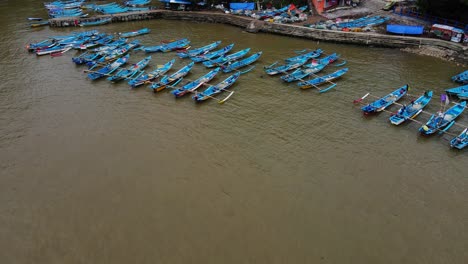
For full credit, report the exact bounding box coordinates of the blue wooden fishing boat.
[389,91,433,125]
[81,34,114,50]
[27,39,57,52]
[91,38,127,52]
[80,17,112,27]
[193,72,241,103]
[445,84,468,100]
[119,28,150,38]
[202,48,250,68]
[142,38,190,53]
[310,53,346,67]
[258,5,289,20]
[71,33,106,49]
[222,52,262,73]
[451,70,468,84]
[94,3,129,14]
[124,0,151,7]
[450,128,468,149]
[159,39,191,52]
[191,44,234,63]
[87,40,140,67]
[107,56,151,82]
[306,53,345,67]
[172,67,221,98]
[150,61,195,92]
[128,59,175,88]
[72,40,126,65]
[264,57,308,75]
[30,21,50,27]
[45,0,85,10]
[280,63,327,82]
[36,44,72,56]
[50,29,98,41]
[361,85,408,114]
[419,101,466,135]
[86,54,130,80]
[335,15,389,30]
[177,41,221,58]
[284,49,323,63]
[297,68,349,92]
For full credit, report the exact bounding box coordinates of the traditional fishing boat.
[77,34,114,50]
[107,56,151,82]
[142,38,190,53]
[297,68,348,92]
[128,59,175,88]
[45,0,85,10]
[307,53,344,67]
[27,39,57,52]
[172,67,221,98]
[445,84,468,100]
[284,49,323,63]
[257,5,289,20]
[264,57,308,75]
[280,63,327,82]
[451,70,468,84]
[36,44,72,56]
[119,28,150,38]
[419,101,466,135]
[70,33,105,49]
[87,40,140,67]
[191,44,234,63]
[124,0,151,6]
[202,48,250,68]
[389,91,433,125]
[150,61,195,92]
[91,38,127,52]
[361,85,408,114]
[87,54,130,80]
[222,52,262,73]
[193,72,241,102]
[80,17,112,27]
[73,47,115,65]
[30,21,50,27]
[450,128,468,149]
[177,41,221,58]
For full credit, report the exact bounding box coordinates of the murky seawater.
[1,1,467,263]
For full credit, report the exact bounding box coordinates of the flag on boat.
[441,94,449,105]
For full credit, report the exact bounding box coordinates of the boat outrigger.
[389,91,433,125]
[361,85,408,114]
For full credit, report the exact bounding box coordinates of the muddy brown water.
[1,1,467,263]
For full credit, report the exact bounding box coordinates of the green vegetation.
[416,0,468,23]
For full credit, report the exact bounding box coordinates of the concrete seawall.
[49,10,468,64]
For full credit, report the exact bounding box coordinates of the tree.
[416,0,468,23]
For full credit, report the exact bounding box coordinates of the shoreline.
[49,10,468,65]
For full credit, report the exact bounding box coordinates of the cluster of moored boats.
[355,81,468,150]
[230,4,308,24]
[27,28,262,103]
[304,15,389,32]
[450,70,468,85]
[25,25,468,150]
[28,0,152,27]
[263,49,348,92]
